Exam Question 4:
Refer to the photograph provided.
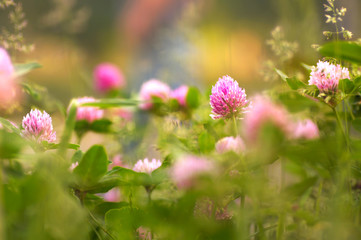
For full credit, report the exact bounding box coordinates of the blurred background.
[1,0,360,105]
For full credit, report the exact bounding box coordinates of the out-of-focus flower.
[69,162,79,171]
[0,48,20,111]
[292,119,319,140]
[137,227,152,240]
[215,136,245,154]
[0,48,15,76]
[22,109,56,143]
[308,61,350,93]
[170,85,189,107]
[139,79,170,110]
[244,96,292,143]
[171,155,215,189]
[74,97,104,123]
[94,63,125,92]
[103,188,121,202]
[210,75,249,120]
[108,154,129,170]
[133,158,162,174]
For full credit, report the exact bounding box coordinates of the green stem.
[232,115,238,137]
[276,213,285,240]
[315,180,323,216]
[89,211,116,240]
[333,107,349,149]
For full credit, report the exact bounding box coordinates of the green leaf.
[0,117,20,135]
[0,131,25,158]
[109,167,151,186]
[198,131,215,153]
[339,78,354,94]
[186,87,201,109]
[90,119,112,133]
[81,99,139,108]
[275,68,288,82]
[14,62,42,76]
[105,207,143,239]
[286,77,307,90]
[352,76,361,93]
[46,143,80,150]
[301,63,312,71]
[319,41,361,64]
[74,145,109,186]
[283,177,318,200]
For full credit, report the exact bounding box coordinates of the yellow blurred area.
[195,26,263,84]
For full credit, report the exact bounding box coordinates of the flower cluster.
[210,75,249,120]
[308,61,350,93]
[75,97,104,123]
[94,63,125,93]
[215,136,245,154]
[139,79,171,110]
[133,158,162,173]
[21,109,56,143]
[170,85,189,107]
[243,96,319,143]
[171,155,215,189]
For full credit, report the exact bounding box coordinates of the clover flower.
[22,109,56,143]
[133,158,162,174]
[244,95,292,143]
[75,97,104,123]
[292,119,319,140]
[139,79,171,110]
[308,61,350,93]
[170,85,189,107]
[103,188,121,202]
[0,48,15,77]
[171,155,215,189]
[215,136,245,154]
[210,75,249,120]
[94,63,125,92]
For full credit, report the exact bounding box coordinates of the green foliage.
[319,41,361,64]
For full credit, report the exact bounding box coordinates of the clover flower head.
[210,75,249,120]
[133,158,162,173]
[75,97,104,123]
[308,60,350,93]
[139,79,171,110]
[94,63,125,92]
[244,95,293,143]
[292,119,319,140]
[215,136,245,154]
[171,155,215,189]
[0,48,15,77]
[22,109,56,143]
[170,85,189,107]
[103,188,121,202]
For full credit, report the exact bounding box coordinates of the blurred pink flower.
[116,108,133,122]
[292,119,319,140]
[210,75,249,120]
[244,96,292,143]
[137,227,152,240]
[139,79,171,110]
[170,85,189,107]
[0,48,20,111]
[22,109,56,143]
[171,155,215,189]
[74,97,104,123]
[133,158,162,173]
[103,188,121,202]
[0,48,15,76]
[308,61,350,93]
[108,154,129,170]
[94,63,125,92]
[69,162,79,171]
[215,136,245,154]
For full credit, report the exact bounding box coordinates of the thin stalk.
[232,115,238,137]
[247,224,277,239]
[315,180,323,216]
[332,107,349,149]
[276,213,285,240]
[89,211,116,240]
